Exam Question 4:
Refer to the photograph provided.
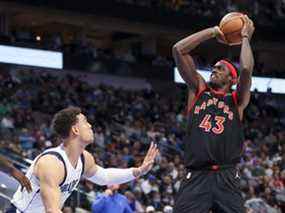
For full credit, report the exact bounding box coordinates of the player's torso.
[11,145,84,212]
[185,90,244,168]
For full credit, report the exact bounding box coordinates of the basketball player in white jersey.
[6,107,159,213]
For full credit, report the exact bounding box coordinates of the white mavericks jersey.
[11,145,85,213]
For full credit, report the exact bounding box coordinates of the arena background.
[0,0,285,212]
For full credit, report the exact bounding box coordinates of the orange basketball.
[219,12,245,45]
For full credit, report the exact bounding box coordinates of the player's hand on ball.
[241,15,255,40]
[11,168,32,193]
[213,26,228,44]
[137,142,159,176]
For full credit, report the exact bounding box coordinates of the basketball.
[219,12,245,45]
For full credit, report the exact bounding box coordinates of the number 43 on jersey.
[199,114,225,134]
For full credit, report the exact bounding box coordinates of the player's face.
[75,113,94,144]
[210,62,232,88]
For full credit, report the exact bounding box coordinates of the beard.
[208,81,224,89]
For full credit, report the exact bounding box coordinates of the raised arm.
[34,155,65,213]
[172,27,226,92]
[237,16,255,111]
[83,142,159,186]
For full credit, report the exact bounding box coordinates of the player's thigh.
[213,169,245,213]
[174,171,212,213]
[212,198,245,213]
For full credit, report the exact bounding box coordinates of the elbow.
[172,45,178,57]
[96,181,108,186]
[96,183,105,186]
[86,167,110,186]
[172,44,182,57]
[86,176,108,186]
[172,44,178,52]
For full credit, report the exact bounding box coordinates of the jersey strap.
[187,88,206,114]
[80,153,85,176]
[232,91,238,105]
[37,151,67,186]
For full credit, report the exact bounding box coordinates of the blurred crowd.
[0,67,285,213]
[1,0,285,79]
[3,28,285,80]
[115,0,285,21]
[0,29,174,79]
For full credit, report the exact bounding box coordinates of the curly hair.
[51,107,82,139]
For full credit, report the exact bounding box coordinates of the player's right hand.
[241,15,255,41]
[11,168,32,193]
[213,26,228,44]
[138,142,159,176]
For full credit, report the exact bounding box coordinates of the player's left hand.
[11,168,32,193]
[138,142,159,176]
[241,15,255,40]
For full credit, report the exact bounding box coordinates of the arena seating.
[0,67,284,212]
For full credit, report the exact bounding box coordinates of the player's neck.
[62,139,85,168]
[208,84,230,96]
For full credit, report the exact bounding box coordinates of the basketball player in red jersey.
[172,15,254,213]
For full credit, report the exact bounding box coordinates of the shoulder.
[35,154,65,171]
[224,91,239,106]
[188,83,207,96]
[82,150,97,177]
[187,87,207,111]
[83,150,93,159]
[82,150,95,165]
[34,154,65,184]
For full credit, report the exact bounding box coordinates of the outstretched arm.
[83,142,159,186]
[237,16,255,111]
[0,156,32,192]
[172,27,226,92]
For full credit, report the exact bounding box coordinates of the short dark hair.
[51,107,82,139]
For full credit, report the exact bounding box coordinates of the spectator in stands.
[124,190,144,213]
[91,184,133,213]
